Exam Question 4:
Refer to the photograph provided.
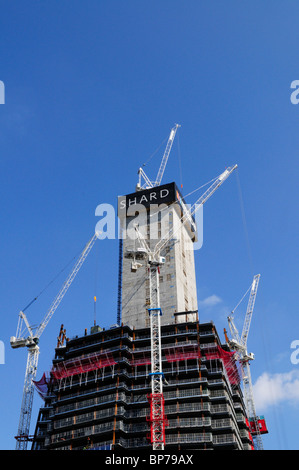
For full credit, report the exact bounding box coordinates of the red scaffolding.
[146,393,168,446]
[131,352,151,367]
[52,351,116,380]
[205,345,241,385]
[165,344,201,363]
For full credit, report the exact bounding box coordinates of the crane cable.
[177,132,183,189]
[235,168,254,277]
[141,136,168,169]
[22,245,88,312]
[234,169,288,449]
[183,175,219,199]
[231,283,252,317]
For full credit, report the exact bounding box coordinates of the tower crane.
[131,164,238,450]
[136,124,180,191]
[227,274,267,450]
[10,232,98,450]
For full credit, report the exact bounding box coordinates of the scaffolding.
[165,344,201,375]
[131,352,151,378]
[34,343,238,394]
[205,345,241,386]
[36,343,203,395]
[146,393,168,447]
[165,344,201,362]
[31,321,255,451]
[51,351,117,389]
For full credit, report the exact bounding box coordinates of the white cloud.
[253,370,299,411]
[198,294,222,308]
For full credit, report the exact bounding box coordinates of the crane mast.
[133,226,166,449]
[147,270,166,450]
[242,359,263,450]
[132,163,237,449]
[137,124,180,190]
[15,345,39,450]
[240,274,259,349]
[155,124,180,187]
[11,232,98,449]
[227,274,265,450]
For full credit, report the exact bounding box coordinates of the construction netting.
[36,343,240,394]
[131,352,151,367]
[33,372,51,400]
[204,345,241,385]
[165,344,201,363]
[51,351,116,380]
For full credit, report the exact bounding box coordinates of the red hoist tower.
[132,148,237,449]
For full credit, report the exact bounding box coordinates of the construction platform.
[31,319,255,450]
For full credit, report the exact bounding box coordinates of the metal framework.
[52,350,116,391]
[146,263,167,449]
[147,305,167,450]
[131,163,238,449]
[154,165,238,256]
[205,344,241,386]
[11,232,98,449]
[117,234,123,325]
[137,124,180,190]
[165,344,201,363]
[14,346,39,447]
[227,274,265,450]
[147,392,167,448]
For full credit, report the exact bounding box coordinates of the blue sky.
[0,1,299,450]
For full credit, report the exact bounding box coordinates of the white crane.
[136,124,180,190]
[227,274,265,450]
[131,164,238,449]
[10,232,98,450]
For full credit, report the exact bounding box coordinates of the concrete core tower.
[118,182,198,329]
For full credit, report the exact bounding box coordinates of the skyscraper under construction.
[32,320,255,450]
[31,126,264,450]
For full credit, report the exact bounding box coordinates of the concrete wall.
[120,199,198,328]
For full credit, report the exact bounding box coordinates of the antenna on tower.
[94,296,97,326]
